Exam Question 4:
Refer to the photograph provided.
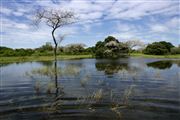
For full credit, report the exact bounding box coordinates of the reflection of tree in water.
[26,62,82,94]
[0,63,11,67]
[147,60,173,69]
[172,60,180,67]
[96,62,128,75]
[37,61,53,66]
[26,60,137,119]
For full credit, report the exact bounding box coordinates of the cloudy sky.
[1,0,180,48]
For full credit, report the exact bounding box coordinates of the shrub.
[143,41,174,55]
[171,47,180,54]
[94,36,128,58]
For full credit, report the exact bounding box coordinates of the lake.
[0,58,180,120]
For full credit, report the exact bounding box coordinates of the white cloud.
[13,23,29,29]
[150,24,168,33]
[2,17,30,30]
[80,12,103,20]
[110,31,139,41]
[116,22,135,32]
[0,7,12,15]
[107,0,178,20]
[58,26,79,35]
[167,17,180,28]
[12,11,24,16]
[1,0,179,48]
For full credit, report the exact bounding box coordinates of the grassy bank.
[130,53,180,58]
[1,54,180,64]
[0,55,93,63]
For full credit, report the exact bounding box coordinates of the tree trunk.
[52,29,58,61]
[52,29,58,96]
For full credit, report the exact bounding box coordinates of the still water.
[0,58,179,120]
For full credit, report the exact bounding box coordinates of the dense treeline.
[0,47,35,57]
[143,41,179,55]
[0,42,94,57]
[0,36,179,57]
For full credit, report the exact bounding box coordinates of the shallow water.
[0,58,180,120]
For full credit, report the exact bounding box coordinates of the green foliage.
[34,42,54,56]
[144,41,174,55]
[64,43,86,55]
[104,36,119,43]
[84,46,95,54]
[14,48,34,56]
[171,46,180,54]
[0,42,93,57]
[0,47,34,57]
[159,41,174,52]
[0,39,177,57]
[94,36,129,58]
[37,42,53,52]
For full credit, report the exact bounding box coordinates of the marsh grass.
[31,66,61,79]
[80,75,90,87]
[46,82,56,94]
[154,70,163,80]
[62,64,81,76]
[25,62,137,119]
[109,84,136,119]
[123,85,135,105]
[34,81,41,94]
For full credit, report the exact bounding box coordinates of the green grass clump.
[130,53,180,58]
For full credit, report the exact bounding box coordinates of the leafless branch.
[33,8,77,59]
[58,34,68,44]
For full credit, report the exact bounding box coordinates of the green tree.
[94,36,128,58]
[159,41,174,52]
[64,43,86,54]
[143,41,174,55]
[171,46,180,54]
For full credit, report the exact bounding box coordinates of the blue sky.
[1,0,180,48]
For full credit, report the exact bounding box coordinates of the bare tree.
[58,34,68,45]
[125,40,145,53]
[33,8,76,96]
[34,8,76,60]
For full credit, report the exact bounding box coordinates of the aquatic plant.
[154,70,163,80]
[92,89,103,102]
[123,85,135,105]
[80,75,90,87]
[46,82,56,94]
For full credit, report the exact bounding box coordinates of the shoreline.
[0,55,93,64]
[0,54,180,64]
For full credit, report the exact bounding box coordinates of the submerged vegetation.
[1,58,180,120]
[24,61,140,118]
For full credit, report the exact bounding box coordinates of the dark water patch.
[147,60,180,69]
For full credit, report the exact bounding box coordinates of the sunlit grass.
[131,53,180,58]
[0,54,93,63]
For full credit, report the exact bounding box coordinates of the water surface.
[0,58,180,120]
